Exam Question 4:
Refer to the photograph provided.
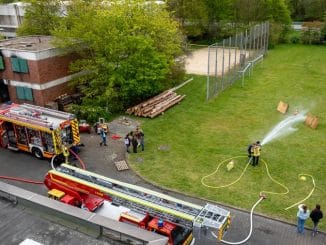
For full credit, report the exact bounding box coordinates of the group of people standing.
[247,141,261,166]
[124,126,144,153]
[297,204,323,236]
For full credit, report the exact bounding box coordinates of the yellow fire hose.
[202,156,316,244]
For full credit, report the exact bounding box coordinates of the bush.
[288,30,301,44]
[269,22,284,48]
[69,104,108,124]
[301,29,323,44]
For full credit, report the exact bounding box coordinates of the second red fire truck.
[44,164,231,245]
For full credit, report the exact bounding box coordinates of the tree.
[233,0,290,24]
[16,0,62,36]
[52,0,185,117]
[286,0,326,21]
[302,0,326,21]
[0,0,17,3]
[166,0,209,37]
[321,13,326,41]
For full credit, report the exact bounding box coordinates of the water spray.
[261,111,307,146]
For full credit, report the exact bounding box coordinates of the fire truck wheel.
[32,147,43,159]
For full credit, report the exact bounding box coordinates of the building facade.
[0,36,80,106]
[0,2,25,38]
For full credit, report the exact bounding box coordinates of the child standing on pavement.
[310,204,323,236]
[99,128,107,146]
[124,133,131,153]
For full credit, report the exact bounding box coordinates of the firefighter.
[252,141,261,166]
[62,145,69,164]
[247,142,254,164]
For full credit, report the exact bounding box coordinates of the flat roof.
[0,36,55,52]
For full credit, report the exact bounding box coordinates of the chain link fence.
[206,22,269,100]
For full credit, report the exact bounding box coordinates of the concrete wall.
[0,181,168,245]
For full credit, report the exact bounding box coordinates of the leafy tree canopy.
[52,0,185,117]
[167,0,291,40]
[17,0,62,36]
[0,0,17,3]
[286,0,326,21]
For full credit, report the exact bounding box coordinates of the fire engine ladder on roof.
[56,164,203,228]
[2,110,53,128]
[20,103,75,120]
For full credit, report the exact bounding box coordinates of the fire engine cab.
[44,164,231,245]
[0,103,80,159]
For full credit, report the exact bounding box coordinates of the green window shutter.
[23,87,33,101]
[16,86,25,99]
[0,56,4,70]
[16,86,33,101]
[11,57,20,72]
[18,58,29,73]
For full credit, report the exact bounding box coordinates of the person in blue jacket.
[297,204,310,234]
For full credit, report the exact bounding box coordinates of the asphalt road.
[0,120,325,245]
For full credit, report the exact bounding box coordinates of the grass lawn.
[128,44,326,230]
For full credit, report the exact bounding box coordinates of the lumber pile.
[126,90,185,118]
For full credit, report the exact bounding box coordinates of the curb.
[127,158,325,235]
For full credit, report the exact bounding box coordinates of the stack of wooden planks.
[126,89,185,118]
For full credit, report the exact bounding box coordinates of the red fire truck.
[0,103,80,159]
[44,164,231,244]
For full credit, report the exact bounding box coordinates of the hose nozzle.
[259,193,267,199]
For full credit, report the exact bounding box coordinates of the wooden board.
[305,114,319,129]
[114,160,129,171]
[277,101,289,114]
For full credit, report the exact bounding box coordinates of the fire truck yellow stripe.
[49,169,196,221]
[71,119,80,144]
[61,164,203,210]
[52,129,62,154]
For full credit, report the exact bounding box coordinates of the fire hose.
[211,194,267,245]
[50,148,86,170]
[202,156,316,243]
[0,176,43,184]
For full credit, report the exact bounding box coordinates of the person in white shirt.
[297,204,310,234]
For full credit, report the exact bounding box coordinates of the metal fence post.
[206,45,211,101]
[221,39,225,91]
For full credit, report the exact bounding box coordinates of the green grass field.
[128,44,326,230]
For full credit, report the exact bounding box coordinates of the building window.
[11,57,29,73]
[16,86,33,101]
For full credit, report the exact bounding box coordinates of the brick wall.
[1,53,79,84]
[8,81,75,106]
[0,51,80,107]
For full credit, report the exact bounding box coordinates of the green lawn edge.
[128,44,326,230]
